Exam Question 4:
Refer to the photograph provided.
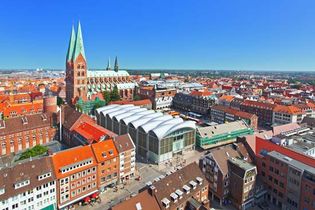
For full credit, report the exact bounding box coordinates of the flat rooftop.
[228,157,256,171]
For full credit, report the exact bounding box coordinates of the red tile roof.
[212,105,256,119]
[73,121,117,144]
[273,105,303,115]
[219,95,235,102]
[109,99,151,106]
[0,100,43,118]
[255,136,315,168]
[241,100,276,110]
[91,139,119,163]
[190,90,213,97]
[51,145,97,179]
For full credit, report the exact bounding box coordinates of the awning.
[91,192,99,199]
[83,197,91,203]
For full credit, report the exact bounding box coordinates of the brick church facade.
[65,22,135,105]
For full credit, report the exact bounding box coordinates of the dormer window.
[0,188,5,195]
[183,185,190,194]
[175,189,183,199]
[161,198,170,208]
[38,172,52,181]
[109,150,113,156]
[14,180,30,189]
[170,192,178,203]
[21,117,28,125]
[189,180,197,189]
[196,177,203,185]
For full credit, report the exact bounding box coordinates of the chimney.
[149,185,157,196]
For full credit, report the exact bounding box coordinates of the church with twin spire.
[65,22,136,108]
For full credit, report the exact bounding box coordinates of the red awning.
[83,197,91,203]
[91,192,99,199]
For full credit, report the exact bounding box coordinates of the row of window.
[60,160,93,174]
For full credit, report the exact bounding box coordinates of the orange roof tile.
[219,95,235,102]
[73,121,117,144]
[51,145,97,179]
[273,105,303,115]
[190,90,213,97]
[91,139,119,163]
[241,100,276,110]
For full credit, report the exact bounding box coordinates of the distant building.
[272,105,303,125]
[172,92,216,115]
[111,163,210,210]
[210,105,258,129]
[109,99,152,110]
[0,157,57,210]
[196,120,254,150]
[240,100,276,127]
[138,86,176,110]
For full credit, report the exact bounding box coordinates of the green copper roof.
[114,56,119,72]
[106,57,111,70]
[66,25,76,62]
[72,22,86,61]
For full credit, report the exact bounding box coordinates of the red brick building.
[211,105,258,129]
[0,113,56,156]
[61,105,95,146]
[255,137,315,210]
[240,100,276,127]
[65,23,135,105]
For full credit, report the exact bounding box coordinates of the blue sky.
[1,0,315,71]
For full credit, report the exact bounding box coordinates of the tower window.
[77,72,80,77]
[82,72,85,76]
[77,80,80,85]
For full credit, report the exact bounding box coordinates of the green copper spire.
[114,56,119,72]
[72,21,86,61]
[106,57,111,70]
[66,25,76,62]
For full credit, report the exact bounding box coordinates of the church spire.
[106,57,111,70]
[72,21,86,61]
[114,56,119,72]
[66,25,76,62]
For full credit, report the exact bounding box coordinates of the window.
[12,204,18,209]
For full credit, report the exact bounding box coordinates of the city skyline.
[1,0,315,71]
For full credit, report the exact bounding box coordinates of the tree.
[18,145,48,161]
[110,86,121,102]
[102,90,111,103]
[133,94,141,101]
[57,96,64,106]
